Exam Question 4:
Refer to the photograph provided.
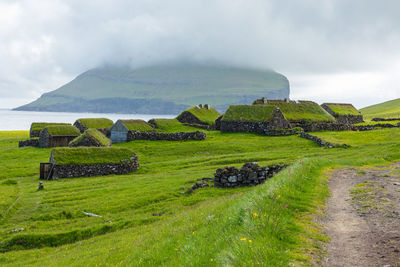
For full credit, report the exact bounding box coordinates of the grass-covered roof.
[69,128,111,147]
[44,125,80,136]
[76,118,114,128]
[120,120,154,131]
[182,106,221,125]
[323,103,360,116]
[271,101,335,122]
[149,118,199,133]
[221,105,276,122]
[31,122,70,132]
[51,147,136,165]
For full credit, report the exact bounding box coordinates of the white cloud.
[0,0,399,108]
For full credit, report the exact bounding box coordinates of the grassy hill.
[361,98,400,120]
[0,125,399,265]
[15,63,290,114]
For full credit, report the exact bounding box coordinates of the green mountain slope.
[361,98,400,120]
[15,63,290,114]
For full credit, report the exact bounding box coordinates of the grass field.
[361,98,400,120]
[0,126,399,266]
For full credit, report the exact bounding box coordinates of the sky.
[0,0,399,109]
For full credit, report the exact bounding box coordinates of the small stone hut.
[219,104,292,134]
[30,122,71,138]
[321,103,364,124]
[39,125,80,148]
[40,147,139,180]
[177,105,221,127]
[110,119,154,143]
[73,118,114,137]
[69,128,111,147]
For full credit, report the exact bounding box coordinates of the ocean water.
[0,109,176,131]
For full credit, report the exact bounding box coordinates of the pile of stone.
[187,177,213,192]
[356,123,399,131]
[214,162,287,188]
[127,131,206,141]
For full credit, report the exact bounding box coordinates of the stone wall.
[176,111,206,125]
[356,124,399,131]
[127,130,206,141]
[19,139,39,148]
[214,162,287,187]
[300,132,349,148]
[182,123,214,130]
[372,118,400,122]
[215,116,223,130]
[220,120,272,134]
[291,121,357,132]
[335,115,364,124]
[30,130,41,138]
[48,156,139,179]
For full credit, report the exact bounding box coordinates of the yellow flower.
[253,212,258,217]
[192,232,195,235]
[240,238,246,241]
[249,240,252,243]
[210,258,214,262]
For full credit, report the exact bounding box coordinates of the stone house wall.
[39,130,79,148]
[19,139,39,148]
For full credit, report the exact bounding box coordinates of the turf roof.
[182,106,221,126]
[120,120,154,131]
[324,103,360,116]
[76,118,114,128]
[51,147,136,165]
[44,125,80,136]
[271,101,335,122]
[69,128,111,147]
[221,105,276,122]
[31,122,70,132]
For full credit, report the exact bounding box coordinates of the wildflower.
[283,204,287,209]
[192,232,195,235]
[253,212,258,217]
[240,237,246,241]
[210,258,214,262]
[248,240,252,243]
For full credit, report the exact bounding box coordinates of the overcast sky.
[0,0,399,109]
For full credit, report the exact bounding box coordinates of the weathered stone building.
[39,125,80,148]
[321,103,364,124]
[69,128,111,147]
[177,105,221,127]
[73,118,114,137]
[110,120,154,143]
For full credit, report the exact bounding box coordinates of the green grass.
[0,128,399,265]
[119,120,154,132]
[51,147,136,165]
[149,119,197,133]
[69,129,111,147]
[44,125,80,136]
[325,104,360,115]
[273,101,335,122]
[75,118,113,129]
[361,98,400,120]
[355,120,400,126]
[221,105,275,122]
[30,123,70,132]
[182,106,221,125]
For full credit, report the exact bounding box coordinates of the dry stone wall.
[291,121,357,132]
[214,162,287,187]
[127,131,206,141]
[19,139,39,148]
[48,156,139,179]
[356,123,400,131]
[300,132,349,148]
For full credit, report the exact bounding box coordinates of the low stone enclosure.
[356,123,400,131]
[300,132,350,148]
[40,147,139,180]
[19,138,39,148]
[127,130,206,141]
[321,103,364,124]
[372,118,400,122]
[214,162,288,187]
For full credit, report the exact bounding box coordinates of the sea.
[0,109,176,131]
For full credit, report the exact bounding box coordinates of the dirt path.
[323,165,400,267]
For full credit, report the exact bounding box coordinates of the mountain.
[360,98,400,120]
[15,62,290,114]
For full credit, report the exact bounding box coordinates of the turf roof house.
[30,122,71,138]
[177,104,221,128]
[110,119,154,143]
[219,104,292,134]
[39,125,80,148]
[40,147,139,179]
[73,118,114,137]
[69,128,111,147]
[321,103,364,124]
